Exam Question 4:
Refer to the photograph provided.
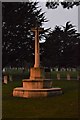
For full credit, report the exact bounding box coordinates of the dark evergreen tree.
[2,2,47,68]
[61,22,80,67]
[43,22,80,68]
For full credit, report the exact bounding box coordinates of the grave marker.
[4,75,8,84]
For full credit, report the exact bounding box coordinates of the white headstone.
[67,74,71,80]
[56,68,58,71]
[57,73,60,80]
[9,75,12,81]
[4,76,8,84]
[3,68,5,72]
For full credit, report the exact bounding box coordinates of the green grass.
[2,80,79,119]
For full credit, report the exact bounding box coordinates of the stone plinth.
[13,78,62,98]
[30,67,45,79]
[23,79,52,89]
[13,87,62,98]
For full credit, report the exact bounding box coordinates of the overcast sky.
[38,2,78,31]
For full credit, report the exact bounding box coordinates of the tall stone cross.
[31,27,44,68]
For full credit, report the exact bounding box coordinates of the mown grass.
[2,79,80,119]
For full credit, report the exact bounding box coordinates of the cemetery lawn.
[2,80,79,119]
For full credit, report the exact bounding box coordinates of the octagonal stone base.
[13,87,62,98]
[13,67,62,98]
[13,79,62,98]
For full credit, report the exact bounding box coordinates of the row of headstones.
[56,73,80,80]
[52,68,77,72]
[3,67,78,72]
[3,73,80,84]
[3,67,29,72]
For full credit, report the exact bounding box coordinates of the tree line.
[42,22,80,68]
[2,2,80,68]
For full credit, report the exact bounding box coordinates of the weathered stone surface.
[13,87,62,98]
[30,67,45,80]
[23,79,52,89]
[13,77,62,98]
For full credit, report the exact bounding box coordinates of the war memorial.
[13,27,62,98]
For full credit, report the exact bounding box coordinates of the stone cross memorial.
[13,26,62,98]
[29,27,45,80]
[31,27,43,68]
